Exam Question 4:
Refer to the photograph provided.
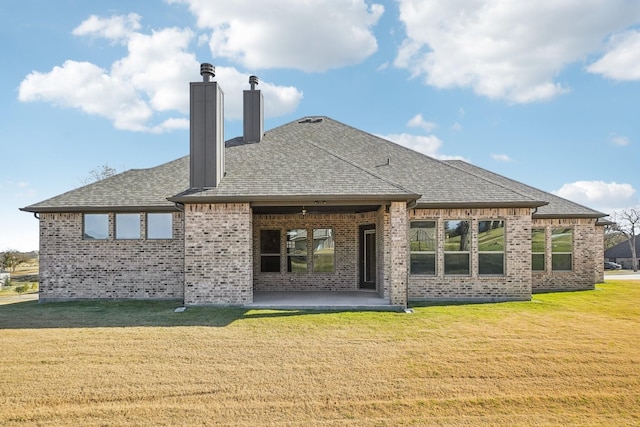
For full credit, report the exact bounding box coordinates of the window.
[115,213,141,239]
[260,230,281,273]
[313,229,334,272]
[478,220,505,275]
[410,221,436,275]
[147,213,173,239]
[83,214,109,240]
[552,228,573,271]
[532,228,546,271]
[444,220,471,275]
[287,229,308,272]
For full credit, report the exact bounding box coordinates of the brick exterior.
[407,208,532,302]
[253,211,378,292]
[388,202,408,306]
[36,206,604,305]
[531,218,603,292]
[184,203,253,305]
[38,212,184,302]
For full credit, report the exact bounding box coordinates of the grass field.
[1,281,639,426]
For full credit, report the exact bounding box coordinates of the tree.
[0,250,30,273]
[604,228,627,251]
[609,208,640,272]
[80,164,117,185]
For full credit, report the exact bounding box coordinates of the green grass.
[0,281,639,426]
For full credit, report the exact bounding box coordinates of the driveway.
[0,293,38,305]
[604,272,640,281]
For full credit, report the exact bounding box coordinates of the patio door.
[360,225,376,289]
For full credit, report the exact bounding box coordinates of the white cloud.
[611,135,630,146]
[407,113,436,132]
[554,181,637,213]
[169,0,384,71]
[491,153,512,162]
[587,30,640,80]
[18,14,303,132]
[72,13,142,43]
[19,60,154,131]
[450,122,462,132]
[378,133,464,161]
[394,1,640,103]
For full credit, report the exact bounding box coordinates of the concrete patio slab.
[247,291,403,311]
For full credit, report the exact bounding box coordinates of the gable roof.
[23,116,600,215]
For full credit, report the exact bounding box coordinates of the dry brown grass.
[1,281,639,426]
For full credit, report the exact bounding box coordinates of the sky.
[1,0,640,252]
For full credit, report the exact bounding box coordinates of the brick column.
[184,203,253,305]
[388,201,408,307]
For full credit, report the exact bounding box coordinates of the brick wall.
[532,218,602,292]
[38,212,184,302]
[407,208,532,302]
[184,203,253,305]
[388,201,408,306]
[253,211,378,292]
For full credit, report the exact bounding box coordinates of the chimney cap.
[200,63,215,82]
[249,75,259,90]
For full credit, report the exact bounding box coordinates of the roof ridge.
[313,117,544,205]
[300,137,420,198]
[444,160,544,205]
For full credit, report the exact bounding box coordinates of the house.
[0,271,9,286]
[21,63,608,308]
[605,237,640,270]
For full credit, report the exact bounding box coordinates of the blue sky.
[2,0,640,252]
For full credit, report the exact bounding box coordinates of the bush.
[14,285,30,295]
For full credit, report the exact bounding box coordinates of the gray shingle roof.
[22,116,601,218]
[22,157,189,212]
[445,160,606,218]
[605,237,640,258]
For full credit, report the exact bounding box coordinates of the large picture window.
[478,220,505,275]
[115,213,141,239]
[147,213,173,239]
[444,220,471,275]
[83,214,109,240]
[410,221,436,275]
[287,229,308,273]
[313,229,334,272]
[552,228,573,271]
[260,230,281,273]
[532,228,546,271]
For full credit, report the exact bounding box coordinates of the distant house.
[21,64,608,308]
[0,271,9,285]
[605,237,640,269]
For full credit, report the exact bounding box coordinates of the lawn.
[0,282,639,426]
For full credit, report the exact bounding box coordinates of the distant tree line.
[0,250,34,273]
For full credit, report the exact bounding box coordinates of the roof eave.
[533,213,609,220]
[20,205,179,214]
[414,200,548,209]
[168,193,421,205]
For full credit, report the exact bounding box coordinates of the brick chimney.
[190,63,224,189]
[243,75,263,143]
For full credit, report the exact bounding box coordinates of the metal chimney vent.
[200,63,215,82]
[249,75,259,90]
